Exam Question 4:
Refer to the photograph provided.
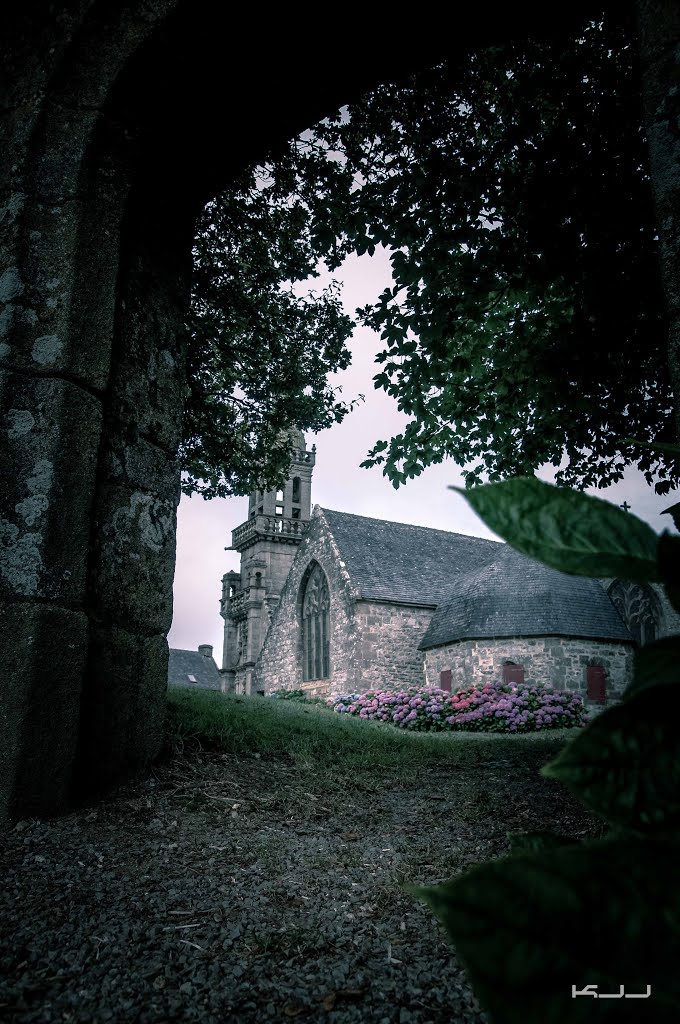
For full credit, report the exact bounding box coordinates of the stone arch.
[4,5,472,819]
[607,580,660,647]
[2,2,678,820]
[3,7,435,818]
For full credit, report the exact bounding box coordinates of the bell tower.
[220,429,316,694]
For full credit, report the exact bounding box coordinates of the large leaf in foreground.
[661,502,680,533]
[657,532,680,614]
[623,638,680,701]
[451,477,660,580]
[541,686,680,837]
[409,837,680,1024]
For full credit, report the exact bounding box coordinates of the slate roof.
[419,545,633,649]
[168,649,223,690]
[320,508,502,606]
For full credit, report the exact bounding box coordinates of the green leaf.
[658,533,680,614]
[506,830,582,854]
[661,503,680,532]
[541,686,680,837]
[451,477,661,581]
[623,637,680,701]
[408,837,680,1024]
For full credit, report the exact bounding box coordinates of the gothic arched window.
[608,580,658,647]
[301,563,330,681]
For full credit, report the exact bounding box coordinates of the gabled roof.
[320,508,502,606]
[168,649,222,689]
[419,545,633,649]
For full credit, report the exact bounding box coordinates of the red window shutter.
[587,665,607,702]
[440,669,452,692]
[503,664,525,685]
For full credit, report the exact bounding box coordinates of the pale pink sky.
[168,247,675,664]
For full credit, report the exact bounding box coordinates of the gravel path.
[0,744,601,1024]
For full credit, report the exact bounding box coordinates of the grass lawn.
[166,686,583,776]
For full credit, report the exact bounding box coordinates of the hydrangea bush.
[328,680,586,733]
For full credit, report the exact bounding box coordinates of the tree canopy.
[183,10,678,499]
[181,163,357,499]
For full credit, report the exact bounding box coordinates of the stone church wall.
[354,601,433,691]
[254,509,362,697]
[423,636,633,700]
[655,585,680,637]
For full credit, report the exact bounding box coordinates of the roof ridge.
[320,507,502,544]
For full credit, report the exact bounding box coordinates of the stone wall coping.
[421,632,636,651]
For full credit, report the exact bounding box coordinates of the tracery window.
[302,563,330,680]
[608,580,658,647]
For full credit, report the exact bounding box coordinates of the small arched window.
[302,563,330,681]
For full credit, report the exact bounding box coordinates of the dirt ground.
[0,742,603,1024]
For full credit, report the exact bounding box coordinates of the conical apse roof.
[419,545,633,650]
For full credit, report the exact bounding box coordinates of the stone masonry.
[221,431,315,695]
[423,637,633,699]
[254,509,361,698]
[354,602,435,691]
[3,3,458,818]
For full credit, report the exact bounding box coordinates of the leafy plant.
[310,13,676,494]
[269,688,308,701]
[328,681,586,733]
[182,164,358,499]
[181,14,680,502]
[268,688,327,705]
[408,476,680,1022]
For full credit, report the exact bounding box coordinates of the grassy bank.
[166,687,578,772]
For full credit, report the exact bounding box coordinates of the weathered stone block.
[100,433,180,494]
[76,625,169,795]
[89,478,180,634]
[0,371,102,605]
[1,203,87,376]
[0,601,89,820]
[107,252,188,452]
[360,601,433,690]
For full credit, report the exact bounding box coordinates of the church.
[218,431,679,706]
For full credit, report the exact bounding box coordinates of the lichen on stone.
[0,518,43,596]
[32,334,63,366]
[6,409,36,438]
[0,267,24,303]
